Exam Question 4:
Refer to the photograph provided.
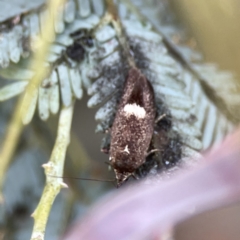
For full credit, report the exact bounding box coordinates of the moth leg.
[155,113,166,124]
[146,149,161,157]
[131,172,140,180]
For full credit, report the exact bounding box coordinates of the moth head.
[114,169,131,187]
[109,147,139,187]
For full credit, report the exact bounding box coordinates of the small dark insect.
[109,67,156,187]
[66,42,86,62]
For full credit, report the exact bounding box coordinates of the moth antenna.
[47,175,116,184]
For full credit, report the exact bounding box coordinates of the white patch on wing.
[123,103,146,119]
[123,145,130,154]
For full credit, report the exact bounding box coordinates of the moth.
[109,67,156,187]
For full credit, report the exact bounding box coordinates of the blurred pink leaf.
[63,127,240,240]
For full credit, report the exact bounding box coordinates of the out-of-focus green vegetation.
[170,0,240,78]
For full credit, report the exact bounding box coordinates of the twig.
[31,104,74,240]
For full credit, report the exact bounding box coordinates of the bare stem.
[104,0,135,67]
[31,104,74,240]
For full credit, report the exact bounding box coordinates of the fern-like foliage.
[0,0,239,238]
[0,0,237,176]
[131,0,237,147]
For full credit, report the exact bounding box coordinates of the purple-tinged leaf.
[63,128,240,240]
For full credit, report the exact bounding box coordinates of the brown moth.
[109,67,156,187]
